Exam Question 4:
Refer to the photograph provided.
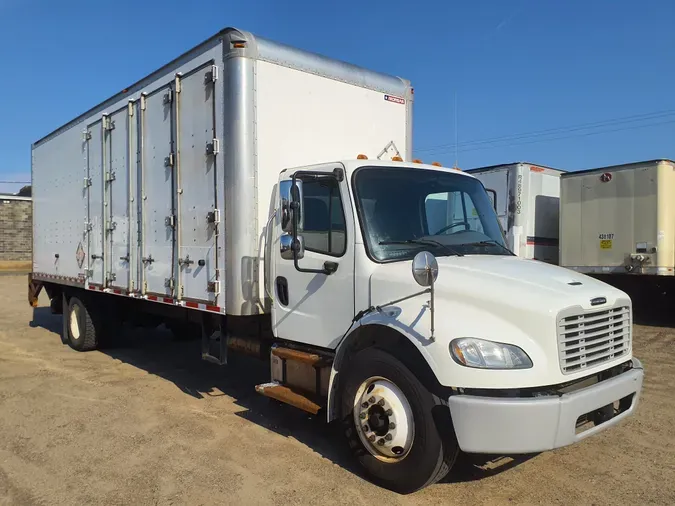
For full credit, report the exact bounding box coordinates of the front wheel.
[339,348,458,493]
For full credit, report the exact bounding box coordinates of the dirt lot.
[0,274,673,505]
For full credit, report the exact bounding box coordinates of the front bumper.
[448,358,644,454]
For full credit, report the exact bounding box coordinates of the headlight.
[450,338,532,369]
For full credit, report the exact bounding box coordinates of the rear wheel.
[65,296,100,352]
[339,348,458,493]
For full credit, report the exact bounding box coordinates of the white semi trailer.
[28,27,643,493]
[467,163,565,264]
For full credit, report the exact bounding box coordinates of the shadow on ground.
[29,306,535,488]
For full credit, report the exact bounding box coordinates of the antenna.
[454,92,459,169]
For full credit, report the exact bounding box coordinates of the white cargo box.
[31,27,413,315]
[467,162,565,264]
[560,159,675,276]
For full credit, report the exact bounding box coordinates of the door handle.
[91,254,103,260]
[142,255,154,264]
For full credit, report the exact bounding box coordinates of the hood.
[366,255,631,389]
[370,255,627,316]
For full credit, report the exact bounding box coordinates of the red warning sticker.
[384,94,405,105]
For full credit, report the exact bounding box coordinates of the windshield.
[353,167,509,262]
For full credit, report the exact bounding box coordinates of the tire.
[339,348,458,493]
[65,296,100,352]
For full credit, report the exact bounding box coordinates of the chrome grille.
[557,306,631,375]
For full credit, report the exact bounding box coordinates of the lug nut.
[377,438,385,446]
[361,402,369,408]
[385,409,393,416]
[359,412,366,419]
[377,399,385,406]
[368,396,376,404]
[363,425,369,432]
[385,434,393,441]
[368,435,376,442]
[389,422,396,430]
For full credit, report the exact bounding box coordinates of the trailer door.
[105,107,132,290]
[472,170,509,233]
[86,120,105,286]
[140,85,176,297]
[176,64,219,303]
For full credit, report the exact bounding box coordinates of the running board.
[255,382,323,415]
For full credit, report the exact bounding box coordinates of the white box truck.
[28,27,643,493]
[467,163,565,264]
[560,159,675,305]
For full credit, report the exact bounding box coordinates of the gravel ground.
[0,274,673,505]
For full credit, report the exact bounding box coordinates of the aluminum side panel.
[177,65,218,303]
[141,86,175,296]
[87,121,105,285]
[31,126,88,278]
[106,107,131,289]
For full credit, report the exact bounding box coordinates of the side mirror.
[280,179,303,233]
[412,251,438,287]
[280,234,305,260]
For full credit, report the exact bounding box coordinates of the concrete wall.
[0,197,32,264]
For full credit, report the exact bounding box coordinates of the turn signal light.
[431,162,442,167]
[357,154,368,160]
[412,159,423,163]
[392,156,403,162]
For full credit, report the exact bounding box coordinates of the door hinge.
[207,280,220,293]
[205,65,219,84]
[165,215,175,228]
[106,221,117,232]
[83,177,92,189]
[206,208,220,225]
[105,171,116,183]
[164,152,175,168]
[140,93,147,111]
[84,221,92,233]
[102,115,115,131]
[82,130,92,141]
[128,100,134,117]
[165,278,174,291]
[175,73,182,93]
[206,138,220,156]
[163,89,173,104]
[107,272,117,283]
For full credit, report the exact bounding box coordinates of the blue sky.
[1,0,674,192]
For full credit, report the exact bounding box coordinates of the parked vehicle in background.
[467,163,565,264]
[27,27,643,493]
[560,159,675,307]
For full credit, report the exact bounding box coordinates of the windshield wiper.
[465,240,514,255]
[378,239,464,257]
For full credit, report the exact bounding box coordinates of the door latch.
[178,255,195,267]
[91,254,103,260]
[119,254,130,262]
[142,255,155,264]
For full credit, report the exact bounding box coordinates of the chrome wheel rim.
[353,376,415,461]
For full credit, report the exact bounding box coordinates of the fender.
[326,310,443,423]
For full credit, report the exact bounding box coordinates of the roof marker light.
[357,154,368,160]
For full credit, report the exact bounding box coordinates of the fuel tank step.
[255,382,323,415]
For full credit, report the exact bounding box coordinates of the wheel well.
[337,324,448,398]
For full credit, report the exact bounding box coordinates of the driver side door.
[271,165,356,349]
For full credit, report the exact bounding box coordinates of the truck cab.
[264,158,643,492]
